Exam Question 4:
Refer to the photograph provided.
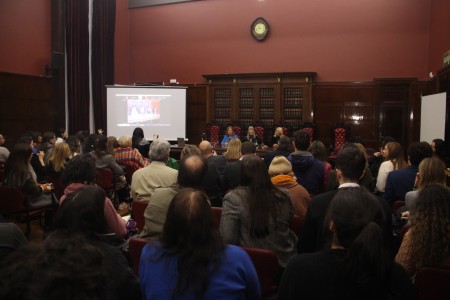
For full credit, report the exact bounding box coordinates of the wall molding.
[129,0,198,8]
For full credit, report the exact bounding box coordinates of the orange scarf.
[271,174,297,185]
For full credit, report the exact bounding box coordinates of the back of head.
[117,135,132,148]
[83,134,98,154]
[328,187,388,299]
[198,140,212,156]
[149,139,170,161]
[293,130,311,151]
[241,154,272,188]
[4,143,32,186]
[408,142,433,166]
[180,145,201,161]
[278,135,291,150]
[161,188,223,297]
[241,141,256,155]
[178,155,207,188]
[65,135,80,154]
[1,232,114,300]
[411,184,450,269]
[309,140,328,162]
[94,134,108,154]
[62,154,96,185]
[224,138,241,160]
[417,157,446,189]
[335,146,366,181]
[54,185,108,234]
[42,131,56,144]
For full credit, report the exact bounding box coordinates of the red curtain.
[92,0,116,134]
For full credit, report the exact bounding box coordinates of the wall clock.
[251,17,269,41]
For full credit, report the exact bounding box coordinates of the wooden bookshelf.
[203,72,315,130]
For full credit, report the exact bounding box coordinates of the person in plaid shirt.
[114,135,149,170]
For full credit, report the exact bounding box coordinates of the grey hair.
[149,139,171,161]
[117,135,132,147]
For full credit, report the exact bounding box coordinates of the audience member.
[140,155,208,240]
[140,188,260,299]
[3,143,54,209]
[375,142,407,195]
[61,154,127,239]
[404,157,446,212]
[0,223,27,265]
[269,156,311,220]
[384,142,433,204]
[220,155,297,268]
[114,135,149,170]
[264,135,291,168]
[47,142,71,179]
[326,143,375,192]
[395,184,450,276]
[0,133,10,162]
[40,131,56,163]
[31,131,43,150]
[223,138,241,162]
[132,127,150,159]
[82,133,97,154]
[270,126,284,148]
[90,134,127,188]
[369,136,396,178]
[288,130,325,196]
[432,138,450,167]
[16,135,47,183]
[309,140,332,186]
[55,128,68,144]
[106,136,119,156]
[279,187,415,300]
[298,146,392,253]
[221,125,238,146]
[131,139,178,201]
[241,125,262,146]
[222,141,256,192]
[75,130,90,153]
[199,140,227,175]
[0,231,140,300]
[65,135,81,156]
[51,185,141,298]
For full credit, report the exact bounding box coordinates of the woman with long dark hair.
[139,188,260,299]
[278,187,415,300]
[3,143,53,209]
[132,127,150,159]
[219,155,297,268]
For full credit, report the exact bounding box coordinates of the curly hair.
[409,184,450,270]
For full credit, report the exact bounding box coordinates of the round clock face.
[251,17,269,41]
[254,23,266,35]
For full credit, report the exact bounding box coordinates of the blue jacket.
[383,165,418,204]
[288,151,325,196]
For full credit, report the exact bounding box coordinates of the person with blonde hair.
[405,156,446,212]
[271,127,284,148]
[376,142,407,194]
[47,142,72,179]
[223,138,241,162]
[269,156,311,220]
[396,184,450,276]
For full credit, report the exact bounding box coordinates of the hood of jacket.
[289,151,317,172]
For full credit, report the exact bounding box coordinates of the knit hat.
[269,156,292,176]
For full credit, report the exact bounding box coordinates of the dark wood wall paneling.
[0,72,53,149]
[185,84,207,145]
[313,82,376,148]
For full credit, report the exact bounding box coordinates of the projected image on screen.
[107,86,187,141]
[127,96,161,124]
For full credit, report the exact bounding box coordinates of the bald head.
[199,140,213,157]
[178,154,207,188]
